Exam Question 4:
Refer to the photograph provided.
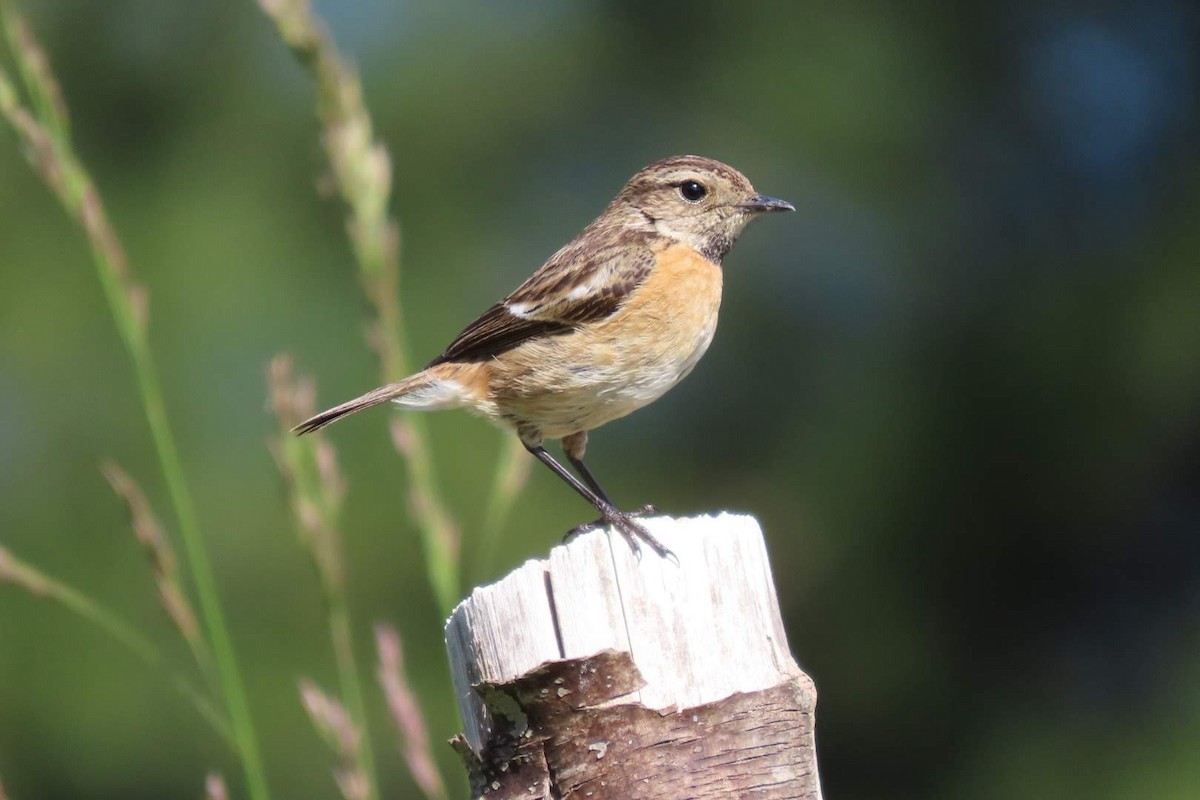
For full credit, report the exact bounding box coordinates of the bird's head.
[609,155,794,262]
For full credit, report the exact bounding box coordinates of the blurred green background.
[2,1,1199,798]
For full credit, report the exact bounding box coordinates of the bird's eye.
[679,179,708,203]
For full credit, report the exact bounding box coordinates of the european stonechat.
[295,155,793,557]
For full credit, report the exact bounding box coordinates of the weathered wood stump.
[445,513,822,799]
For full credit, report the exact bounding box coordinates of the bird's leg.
[566,458,658,519]
[524,442,673,560]
[561,432,657,517]
[565,453,614,505]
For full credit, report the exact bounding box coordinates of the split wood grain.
[445,513,822,799]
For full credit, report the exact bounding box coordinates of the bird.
[294,155,793,558]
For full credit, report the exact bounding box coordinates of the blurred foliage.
[1,1,1198,799]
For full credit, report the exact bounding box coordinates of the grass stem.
[0,6,268,796]
[258,0,463,614]
[0,546,234,746]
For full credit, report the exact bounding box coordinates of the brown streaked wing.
[426,304,569,366]
[428,229,654,366]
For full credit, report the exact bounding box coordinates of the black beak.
[735,194,795,213]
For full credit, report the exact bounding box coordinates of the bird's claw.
[563,519,602,544]
[561,505,676,563]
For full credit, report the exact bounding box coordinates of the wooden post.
[445,513,822,799]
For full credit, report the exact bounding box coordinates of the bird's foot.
[561,503,658,541]
[563,503,656,539]
[563,507,676,564]
[562,519,601,543]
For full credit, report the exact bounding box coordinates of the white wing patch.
[565,278,603,301]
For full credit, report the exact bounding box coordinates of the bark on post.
[445,513,822,799]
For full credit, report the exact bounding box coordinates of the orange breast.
[602,241,723,350]
[479,242,724,439]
